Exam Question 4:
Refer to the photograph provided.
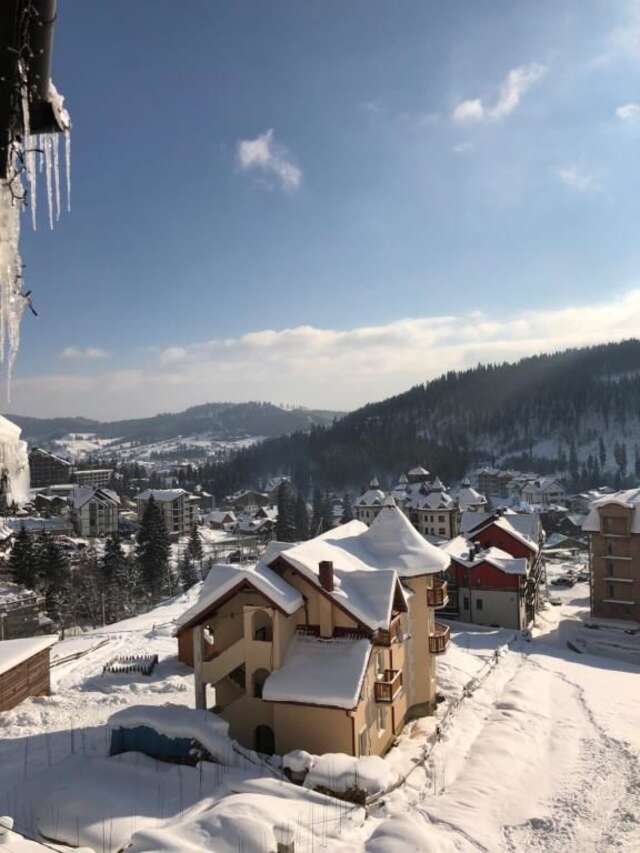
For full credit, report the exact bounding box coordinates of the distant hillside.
[4,402,343,444]
[206,340,640,495]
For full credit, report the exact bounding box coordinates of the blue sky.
[9,0,640,418]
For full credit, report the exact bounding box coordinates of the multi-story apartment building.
[174,503,451,757]
[71,486,120,539]
[73,468,113,488]
[582,490,640,623]
[136,488,198,537]
[29,448,74,488]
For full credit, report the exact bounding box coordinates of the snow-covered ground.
[50,431,262,465]
[1,560,639,852]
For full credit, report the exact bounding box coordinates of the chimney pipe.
[319,560,334,592]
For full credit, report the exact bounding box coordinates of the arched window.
[252,609,273,642]
[253,668,270,698]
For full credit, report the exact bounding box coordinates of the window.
[607,583,614,599]
[359,727,368,756]
[377,704,387,733]
[476,598,483,611]
[607,562,613,576]
[438,515,445,522]
[439,528,446,535]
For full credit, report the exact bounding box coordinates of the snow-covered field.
[1,561,639,852]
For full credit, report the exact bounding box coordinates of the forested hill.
[5,402,343,444]
[206,339,640,496]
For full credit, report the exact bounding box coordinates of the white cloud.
[556,165,595,192]
[16,289,640,419]
[452,141,474,155]
[452,99,484,123]
[236,129,301,192]
[60,346,110,360]
[452,63,547,123]
[616,102,640,120]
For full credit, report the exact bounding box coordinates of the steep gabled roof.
[175,557,303,633]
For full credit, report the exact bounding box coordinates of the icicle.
[53,134,61,221]
[20,69,37,231]
[38,134,44,174]
[44,135,53,230]
[0,181,26,400]
[65,129,71,212]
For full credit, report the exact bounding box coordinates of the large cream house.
[175,502,450,757]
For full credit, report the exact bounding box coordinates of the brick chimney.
[319,560,334,592]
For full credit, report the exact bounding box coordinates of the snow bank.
[126,777,364,853]
[282,749,313,774]
[367,816,458,853]
[303,753,398,796]
[108,704,235,765]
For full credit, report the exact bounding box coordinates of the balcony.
[427,579,448,609]
[428,622,450,655]
[374,669,403,703]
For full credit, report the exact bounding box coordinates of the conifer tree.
[311,488,323,536]
[180,552,199,591]
[40,538,71,621]
[187,525,204,572]
[275,481,297,542]
[321,491,334,532]
[8,525,36,588]
[136,495,171,602]
[341,492,354,524]
[598,436,607,471]
[294,493,309,540]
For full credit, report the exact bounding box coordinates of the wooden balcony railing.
[375,614,404,646]
[374,669,403,703]
[427,579,448,609]
[428,622,450,655]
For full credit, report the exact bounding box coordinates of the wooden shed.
[0,636,58,712]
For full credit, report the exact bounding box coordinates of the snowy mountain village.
[1,1,640,852]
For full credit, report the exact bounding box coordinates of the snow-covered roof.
[137,488,188,502]
[408,466,430,477]
[354,487,386,507]
[455,485,487,512]
[72,486,120,509]
[462,510,540,553]
[175,558,304,631]
[582,488,640,533]
[108,704,234,764]
[0,635,57,677]
[280,506,449,584]
[262,635,371,709]
[207,510,237,523]
[406,490,454,511]
[443,536,528,576]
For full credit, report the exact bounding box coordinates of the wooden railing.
[428,622,450,655]
[427,579,448,608]
[375,614,404,646]
[374,669,403,703]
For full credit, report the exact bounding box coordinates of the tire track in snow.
[503,653,640,852]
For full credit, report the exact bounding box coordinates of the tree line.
[8,496,205,633]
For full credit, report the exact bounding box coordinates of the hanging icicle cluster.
[0,47,71,397]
